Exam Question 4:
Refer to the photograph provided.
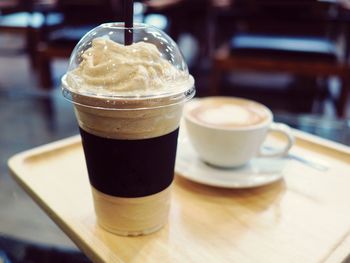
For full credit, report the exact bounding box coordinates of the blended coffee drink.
[62,23,195,236]
[187,97,270,129]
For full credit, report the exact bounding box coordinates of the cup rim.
[184,96,273,131]
[61,75,195,110]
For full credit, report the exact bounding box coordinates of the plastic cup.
[61,23,195,236]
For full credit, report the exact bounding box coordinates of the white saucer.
[175,129,287,188]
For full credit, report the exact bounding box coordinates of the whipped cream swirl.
[66,38,192,97]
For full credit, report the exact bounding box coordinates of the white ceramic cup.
[184,97,294,168]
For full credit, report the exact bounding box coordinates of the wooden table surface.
[8,128,350,263]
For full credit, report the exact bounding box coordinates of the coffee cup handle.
[258,123,294,158]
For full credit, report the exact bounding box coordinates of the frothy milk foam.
[65,38,194,236]
[188,97,270,129]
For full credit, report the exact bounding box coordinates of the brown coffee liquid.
[80,128,179,198]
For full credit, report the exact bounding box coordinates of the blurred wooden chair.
[0,0,60,66]
[210,0,350,117]
[143,0,212,67]
[36,0,123,89]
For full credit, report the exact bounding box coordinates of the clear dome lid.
[61,22,195,110]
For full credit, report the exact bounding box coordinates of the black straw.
[124,0,134,45]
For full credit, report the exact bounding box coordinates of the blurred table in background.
[275,113,350,145]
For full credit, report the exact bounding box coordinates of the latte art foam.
[197,105,252,126]
[188,97,270,128]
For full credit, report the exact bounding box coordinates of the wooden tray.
[8,129,350,263]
